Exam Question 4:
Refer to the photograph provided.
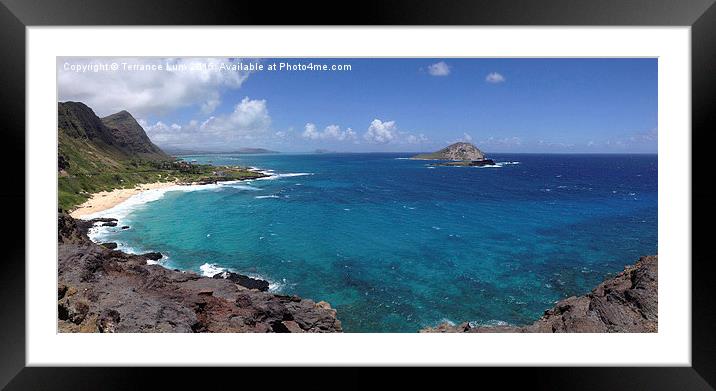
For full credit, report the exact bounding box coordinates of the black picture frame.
[1,0,714,388]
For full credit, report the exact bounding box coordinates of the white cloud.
[363,119,398,143]
[302,123,320,140]
[537,139,574,148]
[485,72,506,83]
[200,97,271,135]
[58,57,252,117]
[629,128,657,143]
[139,97,271,148]
[362,119,428,145]
[405,133,428,144]
[302,123,357,141]
[479,136,522,147]
[427,61,450,76]
[200,92,221,114]
[598,128,657,151]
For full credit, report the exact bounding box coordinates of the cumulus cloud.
[361,119,428,145]
[302,123,320,140]
[58,57,252,117]
[139,97,271,148]
[427,61,451,76]
[302,123,357,141]
[199,97,271,135]
[485,72,506,83]
[363,119,398,143]
[139,119,198,146]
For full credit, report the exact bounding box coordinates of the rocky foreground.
[58,211,656,334]
[422,255,658,333]
[58,214,342,333]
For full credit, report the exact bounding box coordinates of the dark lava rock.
[421,255,658,333]
[101,242,118,249]
[97,309,121,333]
[57,213,341,333]
[75,217,118,235]
[58,214,87,244]
[213,271,270,292]
[121,226,130,230]
[143,252,163,261]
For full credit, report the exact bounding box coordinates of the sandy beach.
[69,181,178,219]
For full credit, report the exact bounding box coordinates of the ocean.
[86,153,657,332]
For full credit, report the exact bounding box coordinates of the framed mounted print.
[2,0,715,388]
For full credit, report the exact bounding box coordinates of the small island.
[411,142,496,166]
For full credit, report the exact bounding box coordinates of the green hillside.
[58,102,260,211]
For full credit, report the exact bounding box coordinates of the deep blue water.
[90,153,657,332]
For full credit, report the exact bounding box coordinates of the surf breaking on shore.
[71,167,310,291]
[69,181,180,219]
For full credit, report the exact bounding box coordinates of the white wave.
[469,319,511,327]
[255,195,280,199]
[80,181,262,225]
[200,262,225,277]
[269,279,286,292]
[202,264,284,292]
[256,172,314,181]
[474,161,520,168]
[220,183,261,191]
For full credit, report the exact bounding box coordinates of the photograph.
[57,57,658,334]
[3,0,714,384]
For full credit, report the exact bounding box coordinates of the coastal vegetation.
[58,102,261,210]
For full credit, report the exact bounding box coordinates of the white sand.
[69,181,178,219]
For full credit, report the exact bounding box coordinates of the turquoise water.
[90,153,657,332]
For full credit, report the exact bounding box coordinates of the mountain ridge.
[101,110,169,159]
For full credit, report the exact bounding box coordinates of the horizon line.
[169,150,658,155]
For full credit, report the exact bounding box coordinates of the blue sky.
[58,57,657,153]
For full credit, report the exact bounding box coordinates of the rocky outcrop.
[421,255,657,333]
[142,252,163,261]
[213,271,270,292]
[58,213,342,333]
[412,142,487,161]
